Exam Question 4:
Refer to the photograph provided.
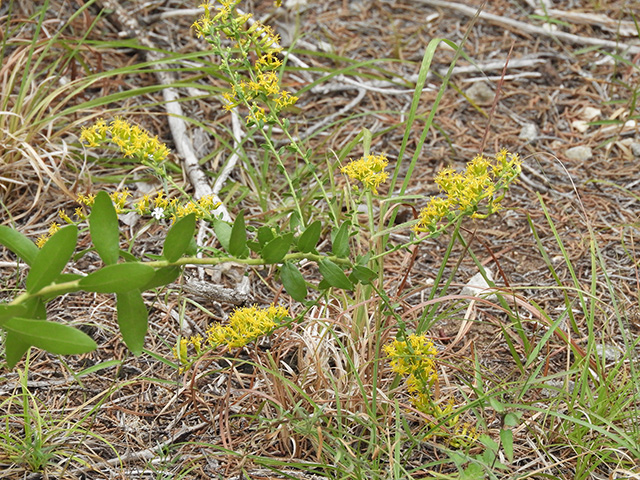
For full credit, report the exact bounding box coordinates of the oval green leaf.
[318,258,353,290]
[280,261,307,302]
[4,331,31,369]
[90,191,119,265]
[257,226,275,247]
[297,220,321,253]
[332,221,350,258]
[3,317,97,355]
[212,218,232,251]
[350,265,377,285]
[262,233,293,264]
[0,304,27,325]
[79,263,155,293]
[116,290,148,355]
[163,213,196,262]
[26,225,78,294]
[23,297,46,320]
[229,210,248,258]
[0,225,39,266]
[141,265,182,291]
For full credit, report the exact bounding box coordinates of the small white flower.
[151,207,165,220]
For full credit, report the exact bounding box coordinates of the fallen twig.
[417,0,640,54]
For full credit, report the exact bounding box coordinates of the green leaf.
[141,266,182,291]
[318,259,353,290]
[0,305,27,325]
[4,331,31,369]
[289,211,302,231]
[280,262,307,302]
[79,263,155,293]
[350,265,377,285]
[212,218,232,251]
[332,221,350,258]
[116,290,148,355]
[185,236,198,257]
[262,233,293,264]
[500,428,514,463]
[163,213,196,262]
[257,226,275,247]
[119,249,139,262]
[460,463,485,480]
[23,297,46,320]
[297,220,321,253]
[0,225,39,266]
[25,225,77,294]
[361,127,373,157]
[90,191,120,265]
[3,317,97,355]
[489,397,505,413]
[247,240,261,253]
[503,412,520,427]
[229,210,248,258]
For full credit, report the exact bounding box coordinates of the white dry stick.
[417,0,640,55]
[298,87,367,141]
[213,110,244,196]
[161,82,230,221]
[538,8,639,37]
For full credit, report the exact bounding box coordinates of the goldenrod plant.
[385,334,479,447]
[0,1,533,476]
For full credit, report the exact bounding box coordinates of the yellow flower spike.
[197,195,216,210]
[246,105,267,124]
[74,207,86,220]
[58,210,72,224]
[48,222,61,236]
[134,194,151,215]
[341,154,389,194]
[275,90,298,109]
[385,334,439,413]
[206,304,289,349]
[190,334,203,354]
[79,195,94,206]
[35,235,48,249]
[414,149,521,233]
[81,117,170,164]
[153,191,169,209]
[256,52,282,70]
[79,118,109,147]
[109,189,131,213]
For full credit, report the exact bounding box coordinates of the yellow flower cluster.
[35,209,78,248]
[222,72,298,117]
[414,149,521,234]
[341,153,389,194]
[207,304,288,348]
[35,222,61,248]
[385,334,439,393]
[80,117,170,164]
[134,192,220,222]
[192,2,298,124]
[385,334,478,446]
[174,304,289,365]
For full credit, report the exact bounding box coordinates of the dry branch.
[418,0,640,55]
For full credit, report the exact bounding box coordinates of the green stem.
[9,252,352,304]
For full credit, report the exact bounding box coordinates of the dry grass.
[0,0,639,479]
